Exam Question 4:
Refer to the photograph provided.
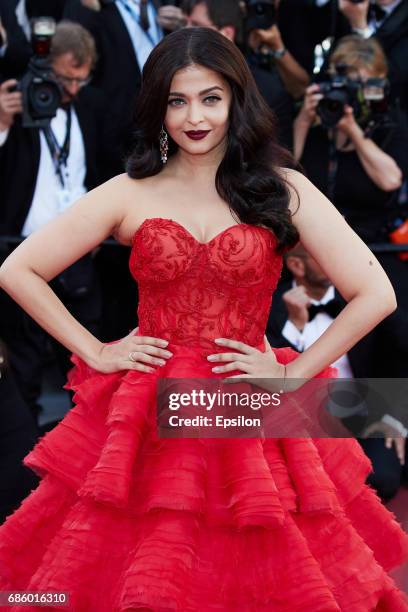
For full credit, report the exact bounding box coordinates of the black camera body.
[17,18,62,129]
[317,64,389,128]
[317,69,365,128]
[245,0,277,32]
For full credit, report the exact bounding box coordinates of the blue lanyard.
[117,0,158,47]
[42,107,72,189]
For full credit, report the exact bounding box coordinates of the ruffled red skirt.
[0,345,408,611]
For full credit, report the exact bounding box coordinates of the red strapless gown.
[1,218,408,611]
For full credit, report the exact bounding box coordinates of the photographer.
[337,0,408,114]
[182,0,294,146]
[245,0,310,99]
[293,34,408,377]
[0,20,107,420]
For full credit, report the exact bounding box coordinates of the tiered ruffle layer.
[0,345,408,611]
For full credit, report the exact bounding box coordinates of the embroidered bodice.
[129,217,282,353]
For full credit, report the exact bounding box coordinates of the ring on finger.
[128,351,137,362]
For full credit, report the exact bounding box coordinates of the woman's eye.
[204,96,221,104]
[168,98,185,106]
[167,96,221,106]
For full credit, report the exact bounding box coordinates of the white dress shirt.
[282,283,354,378]
[281,281,407,432]
[115,0,163,71]
[0,107,87,237]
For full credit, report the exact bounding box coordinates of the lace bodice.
[129,217,282,353]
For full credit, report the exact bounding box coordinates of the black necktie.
[139,0,150,32]
[308,299,343,322]
[370,3,387,23]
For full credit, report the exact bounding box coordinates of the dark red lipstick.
[185,130,211,140]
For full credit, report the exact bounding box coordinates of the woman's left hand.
[207,336,285,381]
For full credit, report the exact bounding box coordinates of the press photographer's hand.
[248,24,284,53]
[283,285,311,331]
[338,0,369,30]
[0,79,22,131]
[157,5,187,31]
[298,84,323,125]
[336,104,360,135]
[91,327,173,374]
[362,420,406,466]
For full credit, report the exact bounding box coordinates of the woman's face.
[329,63,386,82]
[164,63,232,158]
[329,64,387,101]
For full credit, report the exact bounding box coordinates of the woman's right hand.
[92,327,173,374]
[297,83,323,125]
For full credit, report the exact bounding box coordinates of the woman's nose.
[186,102,204,126]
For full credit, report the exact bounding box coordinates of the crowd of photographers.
[0,0,408,520]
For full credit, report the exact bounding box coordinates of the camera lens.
[28,80,61,118]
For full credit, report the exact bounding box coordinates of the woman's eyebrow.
[168,86,224,97]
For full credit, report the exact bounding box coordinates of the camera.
[317,64,389,128]
[16,17,62,128]
[316,64,362,128]
[245,0,277,32]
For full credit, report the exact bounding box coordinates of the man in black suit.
[0,20,110,421]
[266,242,408,501]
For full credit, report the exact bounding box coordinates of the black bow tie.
[370,3,388,22]
[308,299,343,322]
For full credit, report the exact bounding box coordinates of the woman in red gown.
[0,27,407,611]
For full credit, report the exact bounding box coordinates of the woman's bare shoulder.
[105,173,160,245]
[275,167,313,214]
[100,172,151,195]
[94,172,156,214]
[276,167,308,186]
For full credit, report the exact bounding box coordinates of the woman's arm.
[283,169,396,380]
[0,175,136,369]
[337,108,403,191]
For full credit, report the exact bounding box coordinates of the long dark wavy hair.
[126,27,299,251]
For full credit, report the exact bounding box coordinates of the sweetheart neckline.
[131,217,272,247]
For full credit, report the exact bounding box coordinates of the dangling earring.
[159,126,168,164]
